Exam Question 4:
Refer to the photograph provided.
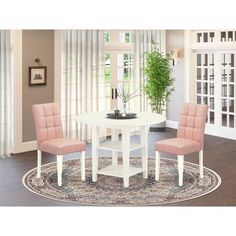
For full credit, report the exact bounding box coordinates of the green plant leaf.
[143,41,175,114]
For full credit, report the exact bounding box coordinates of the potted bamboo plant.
[144,42,174,130]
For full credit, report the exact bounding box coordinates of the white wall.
[166,30,185,122]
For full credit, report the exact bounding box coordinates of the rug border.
[22,157,222,206]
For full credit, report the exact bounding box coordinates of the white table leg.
[122,129,130,188]
[199,149,204,178]
[178,155,184,186]
[80,151,85,181]
[155,151,160,181]
[37,150,42,178]
[57,155,63,186]
[111,128,118,165]
[141,125,148,179]
[92,125,99,182]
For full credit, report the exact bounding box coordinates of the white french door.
[193,49,236,139]
[104,31,135,112]
[188,30,236,139]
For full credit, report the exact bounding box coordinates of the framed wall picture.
[29,66,47,86]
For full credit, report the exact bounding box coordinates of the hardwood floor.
[1,128,236,206]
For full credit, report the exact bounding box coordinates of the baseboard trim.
[166,119,236,140]
[150,127,166,132]
[205,124,236,140]
[166,120,178,129]
[12,140,37,154]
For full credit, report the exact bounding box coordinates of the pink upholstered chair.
[32,103,85,186]
[155,103,208,186]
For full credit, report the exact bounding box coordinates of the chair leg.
[80,151,85,181]
[37,150,42,178]
[57,155,63,186]
[177,155,184,186]
[155,151,160,181]
[199,149,204,178]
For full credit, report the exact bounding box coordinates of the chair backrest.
[32,103,64,147]
[177,103,208,148]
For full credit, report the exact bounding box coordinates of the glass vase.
[122,102,127,116]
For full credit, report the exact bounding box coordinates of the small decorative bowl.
[114,109,120,116]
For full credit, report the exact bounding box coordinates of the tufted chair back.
[177,103,208,148]
[32,103,64,147]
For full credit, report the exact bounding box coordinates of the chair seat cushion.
[40,138,85,155]
[155,138,201,155]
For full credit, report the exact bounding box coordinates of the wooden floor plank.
[0,128,236,206]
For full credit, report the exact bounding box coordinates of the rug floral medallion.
[22,157,222,206]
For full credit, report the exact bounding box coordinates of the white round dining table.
[75,112,166,187]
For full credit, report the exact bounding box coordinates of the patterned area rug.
[22,157,221,205]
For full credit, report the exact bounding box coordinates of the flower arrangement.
[116,85,140,115]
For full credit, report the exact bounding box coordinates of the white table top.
[75,111,166,129]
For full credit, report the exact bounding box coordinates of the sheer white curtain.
[133,30,162,112]
[0,30,12,157]
[61,30,106,141]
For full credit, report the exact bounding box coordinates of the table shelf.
[97,164,143,178]
[98,141,144,152]
[76,112,165,187]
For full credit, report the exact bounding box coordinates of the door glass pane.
[230,69,234,82]
[104,32,110,42]
[203,33,208,42]
[230,54,234,67]
[203,96,208,105]
[203,82,208,94]
[222,84,227,97]
[222,114,227,126]
[209,54,214,66]
[228,31,233,42]
[197,33,202,43]
[222,99,227,111]
[105,84,111,97]
[197,82,201,94]
[210,83,214,95]
[104,53,111,82]
[197,68,201,80]
[210,97,214,110]
[197,96,201,104]
[229,115,234,128]
[204,68,208,80]
[221,32,226,42]
[117,53,133,81]
[197,54,201,66]
[105,84,111,110]
[229,100,234,112]
[203,54,208,66]
[209,68,214,81]
[222,69,227,82]
[229,84,234,97]
[210,111,214,124]
[106,99,110,111]
[209,32,215,42]
[104,53,111,111]
[222,54,226,66]
[119,32,134,43]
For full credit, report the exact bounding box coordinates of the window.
[103,30,135,111]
